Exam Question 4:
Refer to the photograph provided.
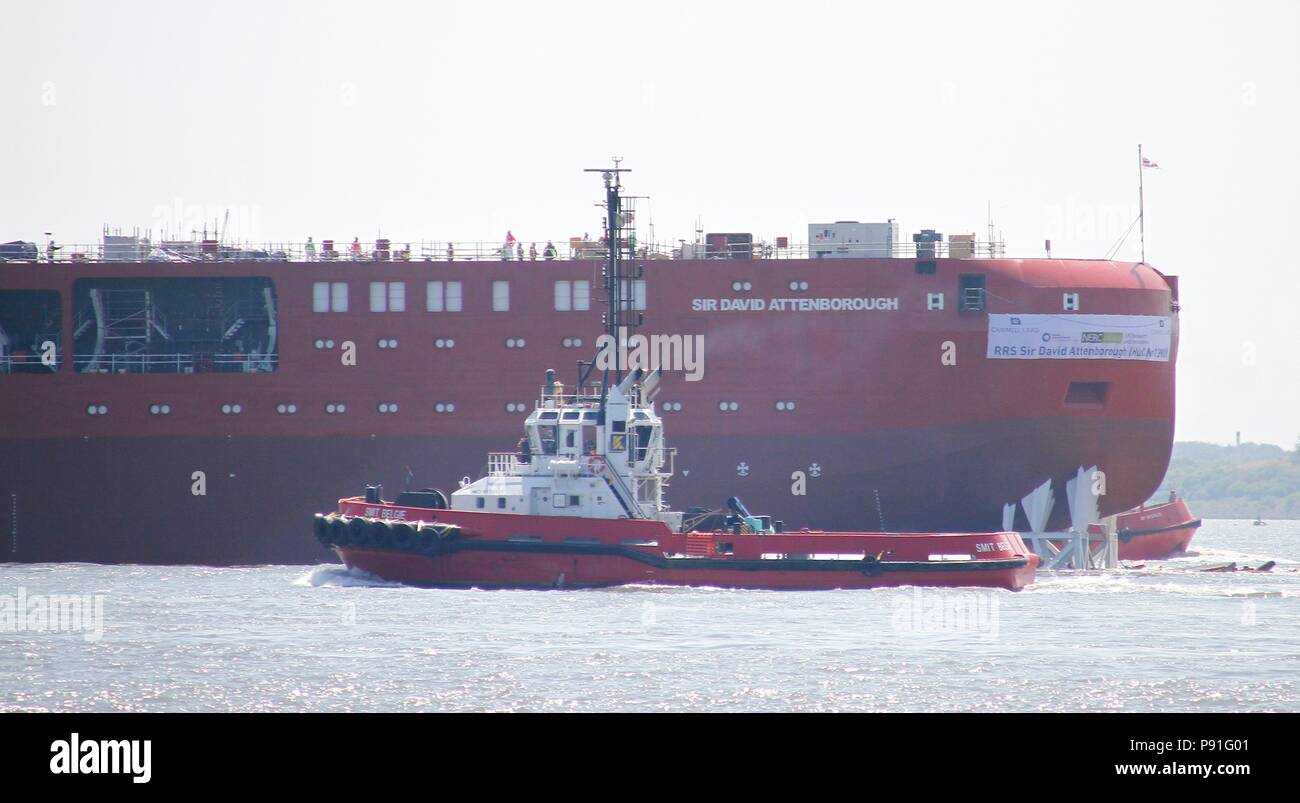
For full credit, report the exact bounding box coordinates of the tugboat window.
[539,425,557,454]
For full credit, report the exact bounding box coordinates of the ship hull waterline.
[2,416,1173,565]
[322,503,1040,592]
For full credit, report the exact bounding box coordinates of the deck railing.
[4,238,1011,265]
[70,352,278,374]
[487,452,525,477]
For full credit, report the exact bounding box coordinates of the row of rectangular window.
[311,280,646,314]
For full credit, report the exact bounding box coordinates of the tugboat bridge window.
[0,290,61,373]
[73,277,278,374]
[426,281,463,312]
[492,281,510,312]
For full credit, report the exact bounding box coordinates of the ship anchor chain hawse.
[313,166,1040,590]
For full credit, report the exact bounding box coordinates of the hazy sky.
[3,0,1297,447]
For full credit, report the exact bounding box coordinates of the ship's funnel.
[615,368,641,397]
[640,368,662,403]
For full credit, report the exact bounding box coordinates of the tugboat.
[310,166,1039,591]
[1113,493,1202,560]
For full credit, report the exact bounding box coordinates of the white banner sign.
[987,314,1172,362]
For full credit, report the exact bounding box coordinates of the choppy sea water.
[1,519,1297,712]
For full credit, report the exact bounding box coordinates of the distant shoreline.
[1152,440,1300,521]
[1189,513,1299,522]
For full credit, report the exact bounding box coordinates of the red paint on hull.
[1,256,1179,564]
[325,500,1039,591]
[336,545,1037,591]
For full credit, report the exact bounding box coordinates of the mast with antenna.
[1138,143,1146,264]
[579,160,635,414]
[987,201,994,257]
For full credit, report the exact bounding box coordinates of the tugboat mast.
[580,160,636,416]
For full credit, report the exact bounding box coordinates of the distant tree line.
[1150,440,1300,519]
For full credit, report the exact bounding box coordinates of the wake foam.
[292,565,406,588]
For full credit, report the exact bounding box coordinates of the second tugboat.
[312,166,1039,591]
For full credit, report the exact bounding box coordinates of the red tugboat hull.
[321,500,1039,591]
[1115,499,1201,560]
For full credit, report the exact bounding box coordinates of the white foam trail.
[1025,569,1300,598]
[292,565,406,588]
[1167,546,1297,567]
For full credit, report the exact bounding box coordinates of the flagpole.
[1138,143,1146,264]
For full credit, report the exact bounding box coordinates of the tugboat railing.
[487,452,525,477]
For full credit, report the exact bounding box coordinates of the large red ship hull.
[0,256,1179,565]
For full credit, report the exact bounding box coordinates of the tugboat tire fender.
[369,519,395,549]
[328,516,350,547]
[348,516,369,546]
[392,522,416,550]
